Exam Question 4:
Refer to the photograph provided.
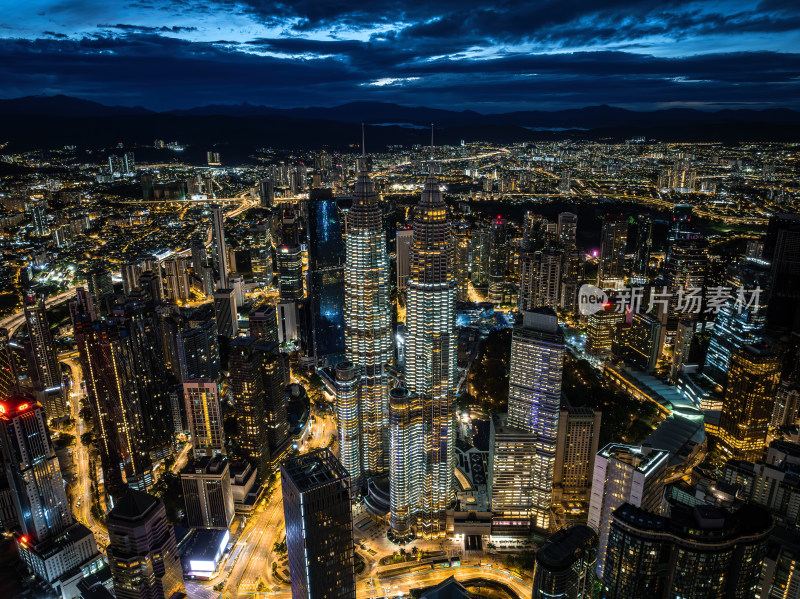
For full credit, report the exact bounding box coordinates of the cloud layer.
[1,0,799,110]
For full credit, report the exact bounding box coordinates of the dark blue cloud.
[0,0,799,109]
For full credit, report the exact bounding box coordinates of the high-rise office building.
[396,228,413,292]
[561,249,586,315]
[106,490,185,599]
[597,216,627,288]
[71,291,152,500]
[488,217,508,305]
[277,243,304,301]
[405,173,457,537]
[718,343,781,461]
[213,288,238,338]
[184,379,224,458]
[587,443,669,578]
[258,178,274,208]
[703,260,770,387]
[164,258,190,303]
[281,449,356,599]
[618,312,663,372]
[24,294,65,418]
[601,502,772,599]
[586,307,624,358]
[86,267,114,304]
[507,309,564,531]
[388,386,423,541]
[344,163,392,477]
[670,319,694,382]
[229,338,287,473]
[470,226,490,287]
[557,212,578,251]
[180,456,234,529]
[211,204,229,289]
[454,225,471,302]
[519,248,563,311]
[489,413,537,535]
[307,188,346,366]
[553,400,601,516]
[177,317,219,382]
[0,396,71,541]
[764,214,800,332]
[334,362,362,486]
[532,525,597,599]
[249,302,278,342]
[761,525,800,599]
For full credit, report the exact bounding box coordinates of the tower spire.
[429,123,434,175]
[362,122,366,160]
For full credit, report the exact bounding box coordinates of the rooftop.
[281,448,349,492]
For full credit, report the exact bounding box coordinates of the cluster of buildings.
[0,136,798,599]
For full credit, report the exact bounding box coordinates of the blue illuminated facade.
[307,189,346,367]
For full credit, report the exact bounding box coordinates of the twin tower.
[336,163,456,539]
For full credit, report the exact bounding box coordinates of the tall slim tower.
[282,449,356,599]
[597,215,628,288]
[343,153,392,476]
[405,171,457,537]
[211,204,229,289]
[23,295,65,418]
[183,379,225,458]
[389,386,423,540]
[507,309,565,531]
[0,396,72,542]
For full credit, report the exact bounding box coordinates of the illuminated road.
[213,410,337,598]
[0,286,79,335]
[61,354,109,547]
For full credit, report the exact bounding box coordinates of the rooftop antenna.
[429,123,434,175]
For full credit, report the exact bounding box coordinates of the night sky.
[1,0,799,111]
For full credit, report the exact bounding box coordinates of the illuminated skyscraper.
[519,248,562,311]
[601,502,771,599]
[0,396,71,541]
[717,343,781,461]
[71,290,152,500]
[389,386,423,540]
[532,525,597,599]
[597,215,627,288]
[249,302,278,342]
[703,260,769,387]
[164,258,190,303]
[277,243,304,301]
[213,288,238,338]
[106,490,185,599]
[24,294,65,418]
[334,362,362,486]
[395,228,413,292]
[282,449,356,599]
[587,443,668,579]
[405,173,457,537]
[488,217,508,305]
[454,224,471,302]
[507,309,564,531]
[307,188,346,366]
[180,456,234,529]
[211,204,229,289]
[489,413,537,535]
[184,379,224,458]
[344,160,392,476]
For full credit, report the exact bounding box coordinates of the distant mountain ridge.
[2,95,798,129]
[1,95,799,156]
